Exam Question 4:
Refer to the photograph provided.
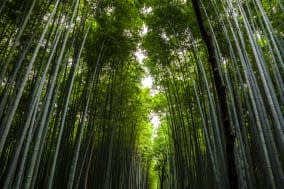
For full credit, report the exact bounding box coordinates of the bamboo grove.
[0,0,283,189]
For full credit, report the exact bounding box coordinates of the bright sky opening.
[150,113,161,139]
[142,76,153,88]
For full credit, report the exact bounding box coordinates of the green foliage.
[0,0,284,189]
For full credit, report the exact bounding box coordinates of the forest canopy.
[0,0,283,189]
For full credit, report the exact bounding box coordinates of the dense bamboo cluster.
[143,0,283,189]
[0,0,283,189]
[0,1,150,188]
